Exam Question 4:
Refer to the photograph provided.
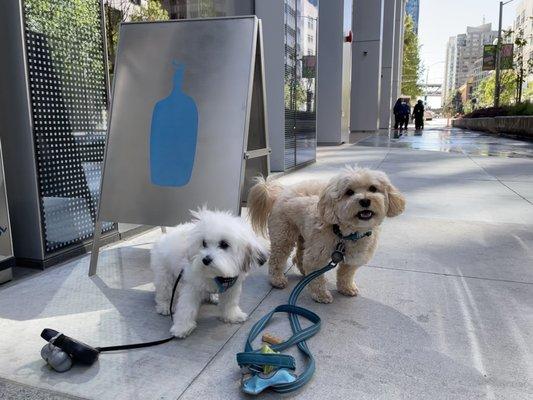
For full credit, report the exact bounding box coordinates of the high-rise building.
[406,0,419,34]
[442,23,497,105]
[442,36,457,104]
[471,57,491,99]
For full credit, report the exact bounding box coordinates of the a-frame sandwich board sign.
[89,16,269,276]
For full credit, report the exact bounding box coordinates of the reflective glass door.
[284,0,317,170]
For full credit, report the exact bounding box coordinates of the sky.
[419,0,516,84]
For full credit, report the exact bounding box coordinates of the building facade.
[160,0,252,19]
[442,23,497,106]
[0,0,406,265]
[442,36,457,106]
[471,57,491,100]
[405,0,419,34]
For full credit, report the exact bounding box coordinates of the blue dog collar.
[214,276,238,293]
[332,224,372,242]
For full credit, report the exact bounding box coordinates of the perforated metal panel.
[284,0,297,169]
[23,0,114,254]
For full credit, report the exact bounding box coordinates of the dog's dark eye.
[345,189,354,196]
[202,240,208,248]
[218,240,230,250]
[369,185,377,193]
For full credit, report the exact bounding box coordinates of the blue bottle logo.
[150,62,199,187]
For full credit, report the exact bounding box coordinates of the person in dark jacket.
[393,98,402,129]
[413,100,425,130]
[400,100,410,130]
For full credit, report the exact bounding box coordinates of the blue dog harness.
[236,227,372,394]
[213,276,239,293]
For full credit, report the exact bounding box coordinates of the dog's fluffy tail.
[247,176,283,237]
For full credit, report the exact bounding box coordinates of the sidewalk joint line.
[467,155,533,207]
[176,282,277,399]
[376,147,392,168]
[368,264,533,285]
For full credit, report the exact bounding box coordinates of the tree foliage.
[504,27,533,103]
[401,15,422,99]
[25,0,104,77]
[474,71,517,108]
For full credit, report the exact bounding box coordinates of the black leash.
[96,271,182,353]
[40,271,241,371]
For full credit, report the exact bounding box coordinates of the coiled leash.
[236,226,372,395]
[40,273,239,372]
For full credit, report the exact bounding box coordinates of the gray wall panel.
[0,0,44,260]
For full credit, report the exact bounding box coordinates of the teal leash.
[236,229,372,395]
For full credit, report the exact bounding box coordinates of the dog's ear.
[185,235,199,263]
[241,239,269,273]
[385,182,406,217]
[317,183,339,224]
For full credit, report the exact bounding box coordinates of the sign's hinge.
[244,148,271,160]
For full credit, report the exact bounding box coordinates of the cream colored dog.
[247,167,405,303]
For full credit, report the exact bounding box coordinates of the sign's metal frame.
[0,141,14,284]
[89,16,270,276]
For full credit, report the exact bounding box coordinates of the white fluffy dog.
[151,209,268,338]
[247,167,405,303]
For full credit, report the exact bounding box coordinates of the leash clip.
[331,242,345,264]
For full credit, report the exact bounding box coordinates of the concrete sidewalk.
[1,121,532,399]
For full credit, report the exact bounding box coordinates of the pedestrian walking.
[400,100,410,130]
[413,100,425,130]
[393,98,402,130]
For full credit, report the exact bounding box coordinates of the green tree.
[284,81,307,110]
[474,70,517,107]
[401,15,422,99]
[503,27,533,103]
[25,0,103,77]
[24,0,106,117]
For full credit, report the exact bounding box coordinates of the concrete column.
[391,0,405,105]
[350,0,384,133]
[317,0,345,145]
[398,0,406,94]
[378,0,396,129]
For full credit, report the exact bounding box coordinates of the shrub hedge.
[464,102,533,118]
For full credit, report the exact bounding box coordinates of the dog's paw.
[155,303,171,316]
[221,308,248,324]
[338,283,359,297]
[170,320,197,338]
[270,275,288,289]
[310,289,333,304]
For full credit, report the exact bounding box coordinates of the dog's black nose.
[202,256,213,266]
[359,199,371,208]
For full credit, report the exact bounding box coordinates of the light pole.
[494,0,516,108]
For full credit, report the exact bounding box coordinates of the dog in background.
[247,167,405,303]
[151,208,268,338]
